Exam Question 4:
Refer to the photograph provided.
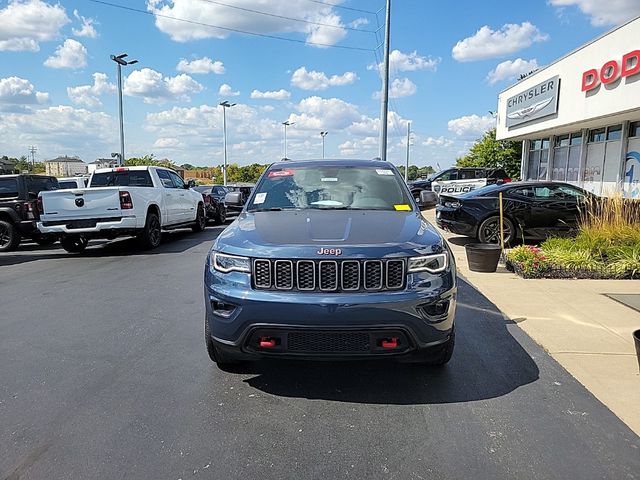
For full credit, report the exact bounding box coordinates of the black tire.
[0,219,20,252]
[204,316,239,368]
[33,236,57,246]
[60,235,88,253]
[215,205,227,225]
[137,211,162,249]
[192,204,207,232]
[477,215,515,245]
[424,331,455,367]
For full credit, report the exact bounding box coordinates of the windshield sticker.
[394,204,411,211]
[321,177,338,182]
[268,170,294,178]
[253,192,267,204]
[376,169,394,176]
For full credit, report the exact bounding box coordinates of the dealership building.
[496,16,640,198]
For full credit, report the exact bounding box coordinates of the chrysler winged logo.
[317,248,342,256]
[506,97,553,120]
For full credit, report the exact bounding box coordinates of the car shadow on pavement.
[0,225,226,267]
[240,278,540,405]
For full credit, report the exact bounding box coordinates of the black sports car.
[194,185,229,224]
[435,182,592,244]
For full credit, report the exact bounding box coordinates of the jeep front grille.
[253,259,405,292]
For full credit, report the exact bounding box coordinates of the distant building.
[87,158,116,173]
[45,156,87,177]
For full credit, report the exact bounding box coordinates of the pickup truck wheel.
[204,316,239,368]
[0,220,20,252]
[215,205,227,225]
[192,204,206,232]
[137,212,162,249]
[61,235,88,253]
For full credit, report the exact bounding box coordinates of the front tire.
[0,220,20,252]
[215,205,227,225]
[477,216,515,245]
[192,204,206,232]
[61,235,88,253]
[137,211,162,249]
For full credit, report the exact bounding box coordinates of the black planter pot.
[465,243,502,273]
[634,329,640,373]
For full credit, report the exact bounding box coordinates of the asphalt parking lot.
[1,226,639,480]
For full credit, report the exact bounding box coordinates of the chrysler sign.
[505,75,560,128]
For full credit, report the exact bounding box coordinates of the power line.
[303,0,378,15]
[86,0,375,52]
[194,0,376,33]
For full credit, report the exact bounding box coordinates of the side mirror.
[224,191,243,207]
[419,190,438,210]
[186,179,196,188]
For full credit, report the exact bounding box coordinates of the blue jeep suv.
[204,159,456,367]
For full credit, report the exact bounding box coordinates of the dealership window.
[629,121,640,138]
[552,132,582,181]
[585,124,623,192]
[527,138,550,181]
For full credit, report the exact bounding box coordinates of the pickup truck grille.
[253,259,405,292]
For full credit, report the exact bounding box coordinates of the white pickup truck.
[37,166,206,253]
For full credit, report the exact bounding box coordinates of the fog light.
[211,300,237,318]
[419,300,449,318]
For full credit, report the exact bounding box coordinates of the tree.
[125,154,176,168]
[456,128,522,179]
[396,164,436,181]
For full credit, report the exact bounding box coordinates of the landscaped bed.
[506,195,640,279]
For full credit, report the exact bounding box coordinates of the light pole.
[282,121,294,160]
[219,101,236,186]
[110,54,138,166]
[320,131,328,159]
[378,0,391,162]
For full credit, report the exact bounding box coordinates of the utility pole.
[378,0,391,162]
[320,131,328,158]
[29,145,37,166]
[220,101,236,186]
[282,121,294,160]
[405,122,411,183]
[111,53,138,166]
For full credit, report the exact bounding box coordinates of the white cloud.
[0,105,115,154]
[487,58,539,85]
[124,68,203,103]
[0,0,69,52]
[176,57,225,74]
[369,49,441,74]
[153,137,183,148]
[44,39,87,69]
[349,17,369,28]
[548,0,640,26]
[423,136,455,147]
[452,22,548,62]
[67,73,116,107]
[218,83,240,97]
[287,96,361,131]
[373,78,417,99]
[147,0,347,47]
[448,114,496,136]
[290,66,357,90]
[250,89,291,100]
[72,9,98,38]
[0,76,49,106]
[339,136,378,156]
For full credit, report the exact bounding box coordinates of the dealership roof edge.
[498,14,640,96]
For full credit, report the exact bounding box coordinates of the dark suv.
[204,159,456,368]
[0,174,59,251]
[409,167,511,201]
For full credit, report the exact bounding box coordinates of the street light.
[282,120,294,160]
[320,131,328,159]
[219,101,236,186]
[110,53,138,166]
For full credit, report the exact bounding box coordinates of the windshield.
[194,186,211,194]
[90,171,153,187]
[248,166,413,211]
[459,184,505,198]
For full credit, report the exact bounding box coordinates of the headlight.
[211,252,251,273]
[444,201,460,209]
[407,253,448,273]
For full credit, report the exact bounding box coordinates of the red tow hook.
[381,337,399,349]
[259,337,277,348]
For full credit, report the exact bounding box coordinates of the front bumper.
[204,263,456,361]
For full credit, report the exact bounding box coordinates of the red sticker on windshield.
[268,170,294,177]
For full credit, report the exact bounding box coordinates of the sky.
[1,0,640,168]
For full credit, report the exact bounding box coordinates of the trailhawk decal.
[432,178,488,196]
